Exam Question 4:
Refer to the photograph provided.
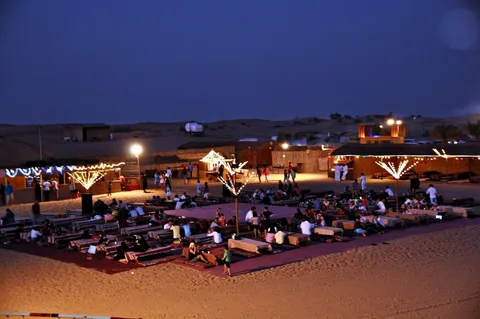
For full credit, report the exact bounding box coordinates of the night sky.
[0,0,479,124]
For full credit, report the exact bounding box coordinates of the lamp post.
[130,144,143,181]
[281,143,289,169]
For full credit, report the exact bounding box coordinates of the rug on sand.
[0,242,139,274]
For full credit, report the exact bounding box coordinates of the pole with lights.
[201,150,252,235]
[433,148,449,182]
[281,143,289,170]
[130,144,143,183]
[375,159,418,212]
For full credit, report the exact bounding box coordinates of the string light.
[74,162,125,171]
[68,170,105,190]
[5,167,42,178]
[432,148,449,159]
[375,160,418,179]
[201,150,252,196]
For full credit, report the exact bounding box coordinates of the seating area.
[1,187,479,276]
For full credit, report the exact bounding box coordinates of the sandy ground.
[1,174,480,319]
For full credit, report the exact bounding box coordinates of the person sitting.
[188,242,209,263]
[385,186,394,197]
[109,198,118,208]
[30,227,44,243]
[265,226,277,243]
[275,229,286,244]
[170,220,182,241]
[135,205,145,217]
[150,210,162,226]
[207,227,223,244]
[210,218,220,229]
[218,213,226,227]
[316,214,326,227]
[113,241,130,261]
[372,215,386,233]
[299,218,314,235]
[181,220,192,237]
[104,211,116,223]
[227,215,236,226]
[375,199,386,214]
[1,208,15,225]
[132,235,149,252]
[164,219,173,230]
[97,232,109,245]
[128,206,139,219]
[93,199,108,215]
[81,229,91,239]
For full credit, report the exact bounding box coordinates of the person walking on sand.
[263,166,269,183]
[360,173,367,191]
[222,248,232,277]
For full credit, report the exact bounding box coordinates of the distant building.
[62,125,111,142]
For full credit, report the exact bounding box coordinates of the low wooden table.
[286,233,311,246]
[332,219,356,230]
[313,226,343,236]
[228,238,272,254]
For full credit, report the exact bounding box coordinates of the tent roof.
[330,143,480,157]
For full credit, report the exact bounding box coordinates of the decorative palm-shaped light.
[201,150,251,235]
[68,170,105,191]
[432,148,448,159]
[375,159,418,212]
[375,160,418,179]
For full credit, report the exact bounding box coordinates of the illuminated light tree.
[68,170,105,191]
[375,159,418,212]
[200,150,251,235]
[68,162,125,191]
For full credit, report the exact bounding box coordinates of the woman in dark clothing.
[113,241,130,261]
[132,235,149,252]
[1,209,15,225]
[97,232,109,245]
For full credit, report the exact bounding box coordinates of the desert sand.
[1,175,480,319]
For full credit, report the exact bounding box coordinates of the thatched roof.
[330,143,480,157]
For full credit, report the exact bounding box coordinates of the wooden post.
[235,196,239,235]
[395,178,399,212]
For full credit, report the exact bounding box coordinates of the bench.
[124,245,176,263]
[74,219,105,231]
[95,222,120,233]
[48,233,84,247]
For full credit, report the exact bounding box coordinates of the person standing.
[107,181,112,196]
[31,200,41,225]
[43,179,51,202]
[425,184,438,204]
[222,248,232,277]
[5,181,14,205]
[263,166,269,183]
[410,175,420,194]
[51,179,59,200]
[154,172,160,189]
[142,174,148,193]
[360,173,367,191]
[0,183,5,206]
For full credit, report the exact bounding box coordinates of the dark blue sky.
[0,0,479,124]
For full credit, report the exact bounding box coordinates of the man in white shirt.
[385,186,394,197]
[425,184,437,204]
[244,206,256,223]
[375,199,386,214]
[30,227,43,242]
[180,193,187,201]
[166,168,172,178]
[207,229,222,244]
[300,219,314,235]
[43,180,51,201]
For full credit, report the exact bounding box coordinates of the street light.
[130,144,143,177]
[386,118,395,126]
[281,143,289,150]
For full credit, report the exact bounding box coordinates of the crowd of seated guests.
[249,181,302,205]
[145,196,165,206]
[113,234,150,261]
